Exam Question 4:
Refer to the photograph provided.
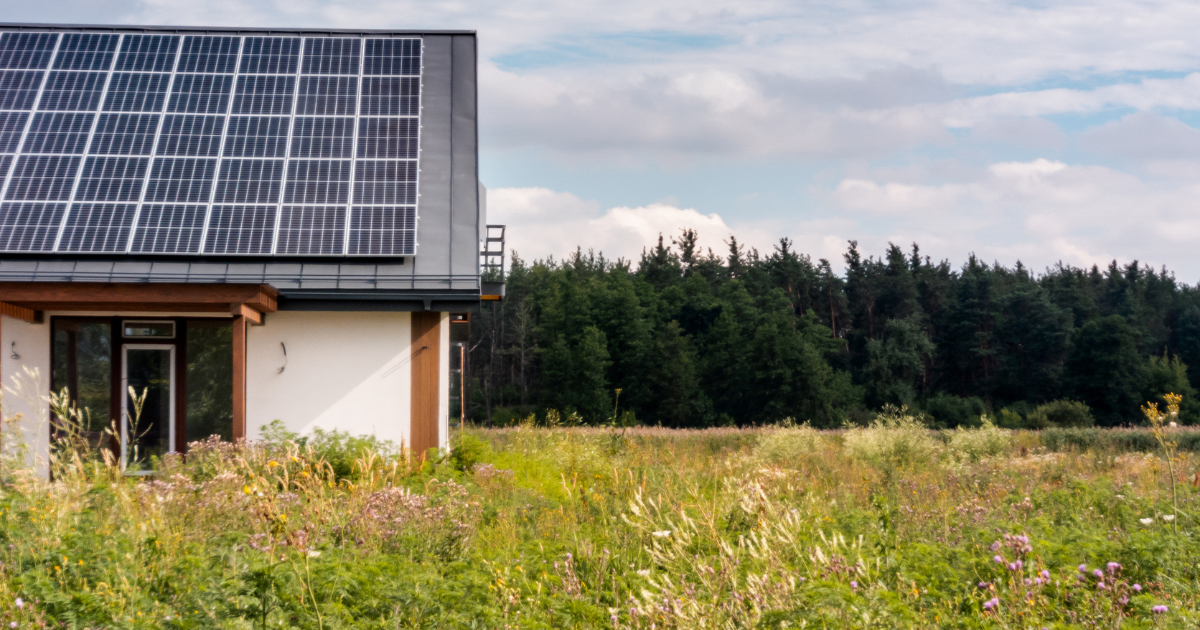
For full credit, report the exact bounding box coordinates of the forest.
[465,231,1200,428]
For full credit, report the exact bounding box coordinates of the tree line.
[465,231,1200,428]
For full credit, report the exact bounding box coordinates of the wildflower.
[637,570,650,577]
[1040,570,1050,579]
[1092,569,1103,579]
[1107,562,1121,574]
[1133,584,1143,592]
[1096,582,1106,590]
[1152,605,1168,614]
[8,623,14,629]
[850,581,858,591]
[978,582,990,588]
[15,598,23,609]
[307,550,320,558]
[1077,564,1087,572]
[651,530,671,538]
[1162,514,1175,522]
[268,460,279,468]
[994,555,1005,564]
[983,597,999,611]
[243,485,253,496]
[1139,518,1154,525]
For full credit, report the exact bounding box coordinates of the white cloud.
[487,187,775,263]
[827,158,1200,276]
[1079,112,1200,160]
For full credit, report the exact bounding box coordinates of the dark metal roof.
[0,259,479,292]
[0,23,476,36]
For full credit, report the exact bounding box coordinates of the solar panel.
[0,201,65,251]
[276,205,346,254]
[0,32,57,69]
[58,202,137,251]
[130,203,206,253]
[158,114,225,156]
[23,112,93,154]
[239,37,300,74]
[74,156,149,201]
[115,35,180,72]
[53,33,119,71]
[204,204,275,254]
[224,116,289,157]
[104,73,171,112]
[213,159,284,204]
[0,111,28,151]
[347,206,415,255]
[0,28,423,256]
[89,113,158,155]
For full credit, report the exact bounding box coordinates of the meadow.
[2,412,1199,628]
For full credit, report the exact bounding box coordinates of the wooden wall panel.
[410,312,441,460]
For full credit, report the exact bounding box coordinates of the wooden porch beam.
[0,283,279,311]
[0,301,40,323]
[231,303,263,325]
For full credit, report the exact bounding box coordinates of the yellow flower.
[268,460,279,468]
[290,456,300,463]
[243,485,253,495]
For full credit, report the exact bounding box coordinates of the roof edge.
[0,22,477,36]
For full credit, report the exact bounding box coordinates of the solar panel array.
[0,30,420,256]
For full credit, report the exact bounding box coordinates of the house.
[0,24,498,474]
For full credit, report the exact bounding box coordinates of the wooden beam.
[0,283,279,312]
[232,315,246,442]
[231,303,263,325]
[411,312,441,461]
[0,301,39,323]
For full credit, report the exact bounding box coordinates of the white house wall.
[246,311,416,449]
[0,314,50,476]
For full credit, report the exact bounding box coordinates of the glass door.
[121,344,175,473]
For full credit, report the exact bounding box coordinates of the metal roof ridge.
[0,22,477,36]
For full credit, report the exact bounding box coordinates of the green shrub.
[921,393,988,428]
[1028,399,1095,428]
[755,422,827,465]
[945,416,1010,461]
[449,432,492,471]
[843,405,938,467]
[258,420,396,479]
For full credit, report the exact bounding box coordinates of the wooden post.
[232,314,246,441]
[411,311,441,461]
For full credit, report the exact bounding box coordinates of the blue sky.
[10,0,1200,276]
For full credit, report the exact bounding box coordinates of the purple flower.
[1093,569,1103,579]
[1024,578,1032,586]
[983,597,999,611]
[1107,562,1121,574]
[1132,584,1142,592]
[1078,564,1088,573]
[994,555,1005,564]
[850,580,858,590]
[978,581,990,588]
[1040,570,1050,579]
[1096,582,1107,590]
[1152,605,1168,614]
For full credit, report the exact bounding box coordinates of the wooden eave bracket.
[0,301,41,323]
[232,303,264,325]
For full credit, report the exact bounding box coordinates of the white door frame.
[120,343,176,472]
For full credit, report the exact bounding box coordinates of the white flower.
[1140,518,1154,525]
[307,550,321,558]
[651,530,671,538]
[1162,514,1176,522]
[637,569,651,577]
[1169,422,1178,428]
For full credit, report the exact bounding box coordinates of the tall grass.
[1,398,1199,627]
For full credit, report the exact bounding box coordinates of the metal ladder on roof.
[480,224,506,278]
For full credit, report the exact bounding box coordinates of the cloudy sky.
[12,1,1200,276]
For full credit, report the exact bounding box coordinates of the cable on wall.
[277,342,287,374]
